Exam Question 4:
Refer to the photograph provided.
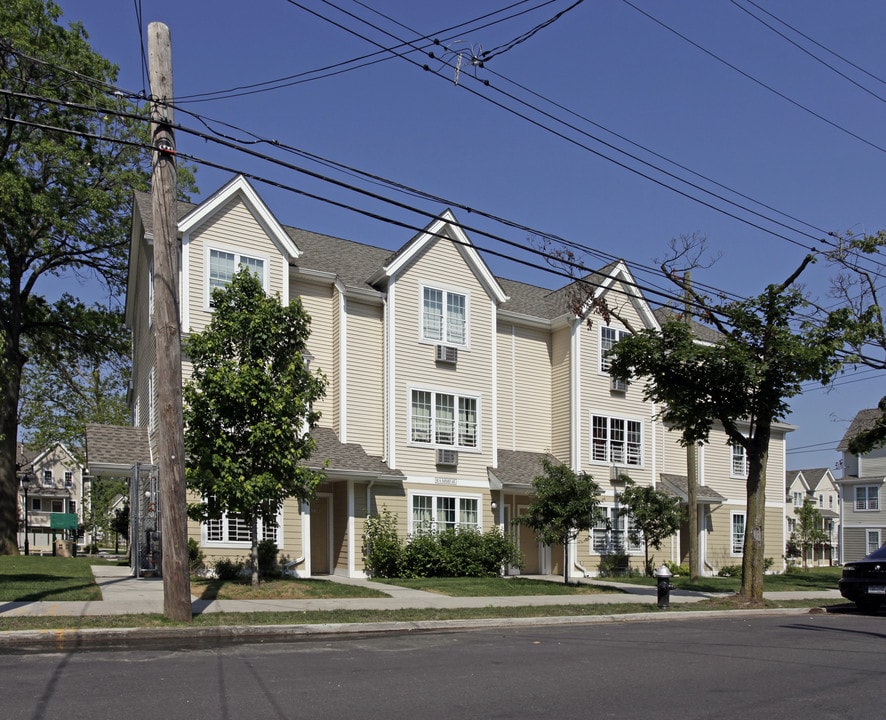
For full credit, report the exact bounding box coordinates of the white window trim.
[867,529,882,555]
[731,511,746,556]
[408,386,481,451]
[204,245,270,310]
[589,413,644,468]
[731,443,748,479]
[202,508,284,549]
[599,325,629,375]
[407,490,482,534]
[854,484,880,512]
[590,505,643,555]
[418,283,471,349]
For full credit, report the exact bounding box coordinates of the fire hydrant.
[655,565,673,609]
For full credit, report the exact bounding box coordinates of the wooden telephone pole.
[683,272,699,582]
[148,21,191,622]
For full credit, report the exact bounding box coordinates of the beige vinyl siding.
[700,431,787,506]
[186,197,288,334]
[705,503,784,571]
[391,238,495,477]
[295,278,336,427]
[550,325,572,463]
[345,297,385,454]
[496,322,552,453]
[579,305,654,483]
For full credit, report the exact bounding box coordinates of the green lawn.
[192,577,389,600]
[374,576,625,596]
[604,566,842,593]
[0,556,103,602]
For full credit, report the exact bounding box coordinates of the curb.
[0,606,831,653]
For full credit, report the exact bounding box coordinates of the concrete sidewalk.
[0,565,842,618]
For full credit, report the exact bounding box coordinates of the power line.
[620,0,886,155]
[729,0,886,106]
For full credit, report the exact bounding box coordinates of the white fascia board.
[497,309,553,330]
[178,175,301,261]
[584,260,659,330]
[377,211,509,304]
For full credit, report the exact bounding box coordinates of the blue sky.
[52,0,886,472]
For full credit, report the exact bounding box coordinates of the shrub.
[664,561,690,576]
[401,529,444,578]
[598,550,631,577]
[214,557,245,581]
[718,564,742,577]
[257,539,280,578]
[188,538,205,573]
[362,508,403,578]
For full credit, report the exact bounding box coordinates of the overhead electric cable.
[620,0,886,155]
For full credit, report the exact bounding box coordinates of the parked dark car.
[839,544,886,612]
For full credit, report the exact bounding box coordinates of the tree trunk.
[0,329,25,555]
[251,516,260,587]
[739,442,768,603]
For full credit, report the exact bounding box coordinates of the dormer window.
[600,326,629,373]
[207,248,267,306]
[422,287,466,346]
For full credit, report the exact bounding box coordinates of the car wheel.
[856,597,881,614]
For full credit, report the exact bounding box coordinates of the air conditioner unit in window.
[436,448,458,467]
[611,377,628,393]
[435,344,458,364]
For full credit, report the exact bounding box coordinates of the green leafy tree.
[0,0,196,554]
[84,476,127,551]
[183,268,327,586]
[617,479,684,577]
[18,322,130,461]
[514,457,603,584]
[793,498,827,570]
[607,258,846,604]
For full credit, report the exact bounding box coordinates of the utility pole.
[148,21,191,622]
[683,272,699,582]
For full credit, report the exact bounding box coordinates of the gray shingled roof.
[308,426,402,477]
[653,307,723,344]
[85,424,151,470]
[838,407,884,451]
[659,473,727,504]
[488,449,563,489]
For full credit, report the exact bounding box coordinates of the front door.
[517,505,540,574]
[310,495,331,575]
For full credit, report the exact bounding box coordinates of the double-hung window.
[591,507,642,554]
[591,415,642,466]
[855,485,880,511]
[600,326,629,373]
[422,287,467,346]
[732,512,746,555]
[411,389,478,449]
[732,444,748,477]
[42,470,53,487]
[207,248,266,305]
[411,493,479,533]
[205,512,280,545]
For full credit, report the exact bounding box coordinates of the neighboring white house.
[836,407,886,562]
[112,174,791,578]
[16,442,87,554]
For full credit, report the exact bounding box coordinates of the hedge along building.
[122,175,790,578]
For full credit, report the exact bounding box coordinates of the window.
[410,389,478,449]
[591,506,642,554]
[207,248,266,304]
[205,512,280,545]
[818,494,823,506]
[411,494,479,533]
[787,517,796,532]
[792,492,803,507]
[600,326,629,373]
[828,495,833,509]
[64,472,74,488]
[422,287,467,346]
[31,498,41,511]
[51,500,64,513]
[732,512,745,555]
[591,415,642,466]
[867,530,881,555]
[42,470,53,487]
[855,485,880,511]
[732,444,748,477]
